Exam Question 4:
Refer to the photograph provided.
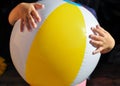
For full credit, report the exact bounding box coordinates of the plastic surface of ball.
[10,0,100,86]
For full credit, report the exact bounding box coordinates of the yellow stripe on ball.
[26,3,86,86]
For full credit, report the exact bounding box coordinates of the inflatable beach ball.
[10,0,100,86]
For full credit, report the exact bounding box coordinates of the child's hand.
[9,2,44,32]
[89,25,115,54]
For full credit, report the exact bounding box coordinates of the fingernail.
[91,27,93,30]
[34,24,37,28]
[42,4,45,8]
[96,25,100,28]
[92,51,96,55]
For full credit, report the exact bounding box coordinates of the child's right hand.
[9,2,44,32]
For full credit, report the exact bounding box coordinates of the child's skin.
[9,2,44,32]
[89,25,115,54]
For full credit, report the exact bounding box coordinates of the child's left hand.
[89,25,115,54]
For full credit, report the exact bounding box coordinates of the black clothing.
[96,0,120,45]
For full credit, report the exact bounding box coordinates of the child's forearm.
[8,3,22,25]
